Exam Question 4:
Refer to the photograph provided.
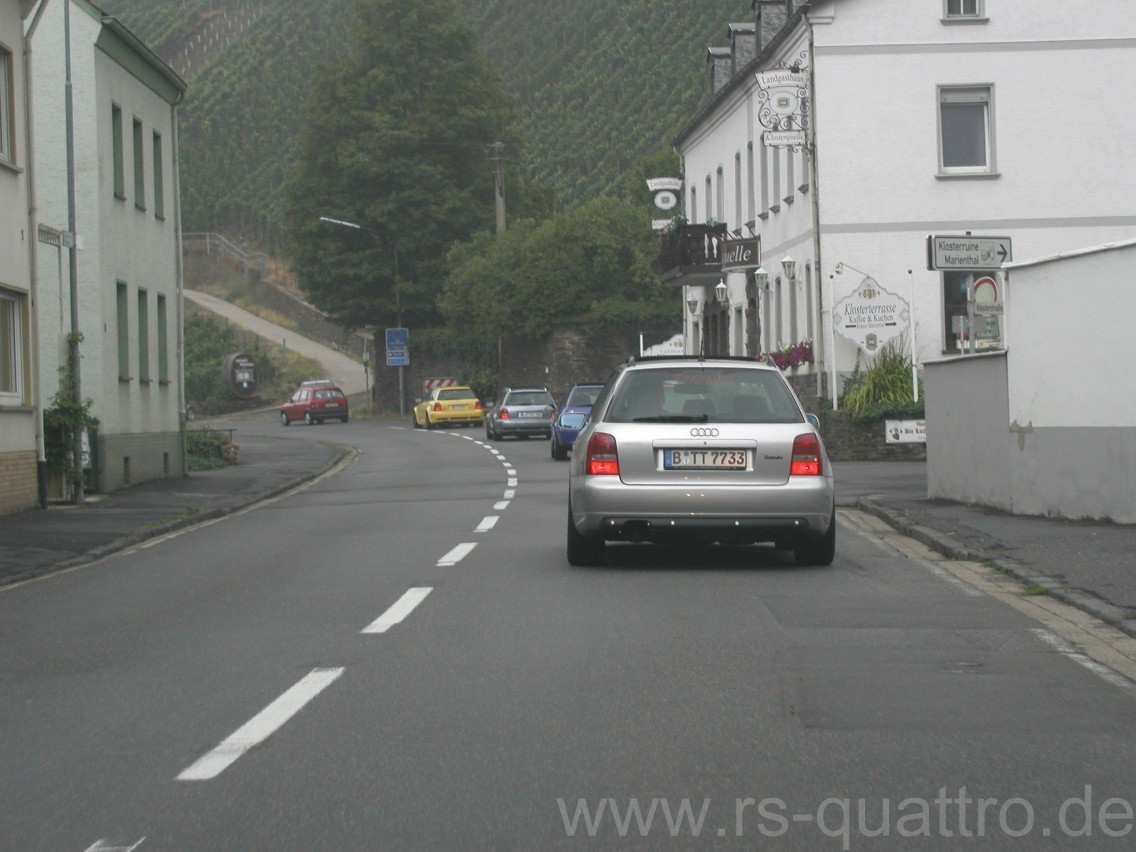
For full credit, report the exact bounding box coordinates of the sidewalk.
[1,443,1133,644]
[0,427,351,588]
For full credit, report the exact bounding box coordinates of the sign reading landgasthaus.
[926,235,1013,271]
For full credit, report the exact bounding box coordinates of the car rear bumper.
[571,477,833,542]
[496,421,552,436]
[435,413,485,426]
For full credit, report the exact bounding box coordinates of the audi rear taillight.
[475,400,483,410]
[499,407,510,420]
[790,432,823,476]
[433,402,442,412]
[586,432,619,475]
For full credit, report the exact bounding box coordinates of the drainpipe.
[805,14,826,404]
[171,97,186,476]
[24,0,50,506]
[62,0,84,503]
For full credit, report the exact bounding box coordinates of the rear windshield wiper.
[631,415,710,423]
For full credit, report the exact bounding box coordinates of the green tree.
[438,195,678,349]
[282,0,520,332]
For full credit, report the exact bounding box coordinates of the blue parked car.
[551,383,605,460]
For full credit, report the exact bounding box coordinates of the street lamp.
[781,254,796,282]
[319,215,406,414]
[714,278,728,304]
[754,266,770,290]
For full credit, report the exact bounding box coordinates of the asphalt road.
[3,419,1136,850]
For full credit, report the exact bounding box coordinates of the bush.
[840,339,924,418]
[185,429,229,471]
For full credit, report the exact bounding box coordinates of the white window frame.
[943,0,985,21]
[937,85,997,177]
[0,289,24,402]
[0,46,13,166]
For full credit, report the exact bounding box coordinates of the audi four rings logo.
[690,427,719,437]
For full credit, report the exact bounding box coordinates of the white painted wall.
[29,0,185,491]
[926,240,1136,523]
[0,0,36,468]
[675,0,1136,393]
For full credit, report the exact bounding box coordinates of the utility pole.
[487,142,506,234]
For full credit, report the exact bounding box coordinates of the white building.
[665,0,1136,401]
[27,0,187,495]
[1,0,38,513]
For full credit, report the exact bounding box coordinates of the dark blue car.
[551,383,605,460]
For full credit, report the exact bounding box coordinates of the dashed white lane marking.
[437,542,478,566]
[507,478,518,487]
[177,667,344,781]
[494,500,510,510]
[1031,628,1136,701]
[505,467,517,476]
[475,516,499,533]
[362,587,433,634]
[503,489,515,499]
[84,840,146,852]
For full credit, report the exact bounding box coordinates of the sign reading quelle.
[720,237,760,271]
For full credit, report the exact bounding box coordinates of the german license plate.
[664,449,748,470]
[326,401,341,407]
[518,411,542,418]
[453,404,467,409]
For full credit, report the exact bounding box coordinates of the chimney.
[707,46,732,96]
[729,22,757,74]
[754,0,789,53]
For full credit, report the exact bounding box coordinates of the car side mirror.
[805,413,821,429]
[414,397,423,404]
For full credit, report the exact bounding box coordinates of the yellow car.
[412,385,485,429]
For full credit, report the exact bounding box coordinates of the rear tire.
[413,412,422,429]
[551,437,568,461]
[281,411,290,427]
[425,414,435,430]
[567,504,605,566]
[305,410,315,425]
[340,416,349,423]
[794,508,836,566]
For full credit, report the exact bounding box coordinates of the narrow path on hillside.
[185,289,368,396]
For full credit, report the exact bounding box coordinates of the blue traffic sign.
[386,348,409,366]
[385,327,409,348]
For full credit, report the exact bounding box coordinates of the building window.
[746,143,755,225]
[774,277,783,346]
[715,166,725,222]
[152,131,164,219]
[944,0,984,19]
[116,282,130,379]
[0,288,24,400]
[759,144,769,216]
[938,85,996,175]
[133,118,145,209]
[942,271,970,349]
[0,47,14,166]
[704,175,712,221]
[157,293,168,381]
[689,187,697,221]
[734,153,742,227]
[112,104,125,199]
[137,289,149,382]
[804,264,814,343]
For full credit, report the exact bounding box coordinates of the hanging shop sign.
[832,276,910,355]
[720,236,760,271]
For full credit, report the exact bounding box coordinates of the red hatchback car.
[281,380,349,426]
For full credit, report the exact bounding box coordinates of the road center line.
[177,667,344,781]
[475,516,499,532]
[493,500,510,510]
[362,587,432,633]
[437,542,478,566]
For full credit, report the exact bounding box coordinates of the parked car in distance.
[412,385,485,429]
[485,387,557,441]
[551,382,605,461]
[281,379,349,426]
[566,356,835,567]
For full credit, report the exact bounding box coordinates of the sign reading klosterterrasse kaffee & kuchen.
[832,275,910,355]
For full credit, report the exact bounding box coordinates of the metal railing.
[182,232,268,277]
